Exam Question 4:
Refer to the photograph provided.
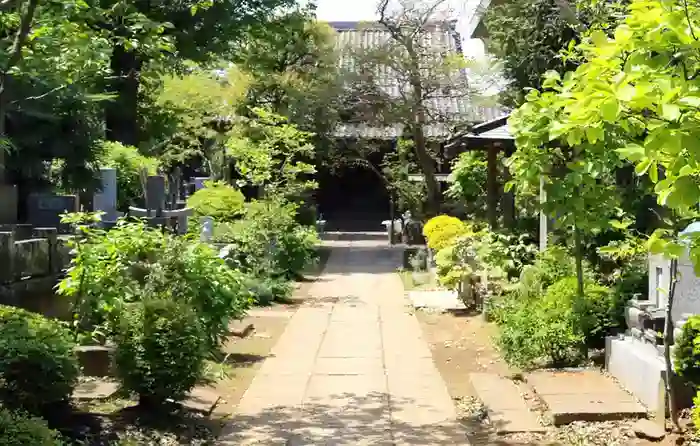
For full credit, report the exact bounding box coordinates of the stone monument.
[607,222,700,418]
[93,167,119,224]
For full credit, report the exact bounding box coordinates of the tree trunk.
[409,77,440,218]
[664,258,680,431]
[105,45,142,146]
[0,0,40,183]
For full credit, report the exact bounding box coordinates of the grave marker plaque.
[27,193,78,230]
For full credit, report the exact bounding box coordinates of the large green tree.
[485,0,628,105]
[79,0,300,146]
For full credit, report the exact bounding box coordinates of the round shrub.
[674,315,700,386]
[0,305,79,413]
[187,180,245,222]
[0,408,62,445]
[422,215,471,251]
[115,298,208,407]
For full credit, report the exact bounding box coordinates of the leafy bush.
[99,141,159,211]
[434,233,479,290]
[544,277,618,348]
[216,199,319,279]
[186,180,246,222]
[115,298,207,407]
[244,274,294,306]
[475,230,538,280]
[422,215,471,251]
[692,391,700,431]
[674,315,700,386]
[57,220,253,351]
[0,306,79,414]
[496,277,616,367]
[0,408,62,445]
[496,293,584,368]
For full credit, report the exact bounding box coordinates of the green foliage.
[674,315,700,386]
[692,391,700,431]
[216,199,319,280]
[149,67,251,168]
[496,275,617,367]
[545,277,619,348]
[99,141,159,210]
[57,220,252,351]
[509,0,700,266]
[422,215,472,251]
[115,298,207,406]
[227,108,317,199]
[434,237,476,290]
[234,9,340,134]
[446,151,489,219]
[186,180,245,222]
[496,290,585,368]
[485,0,628,105]
[0,408,62,446]
[475,230,538,280]
[0,306,78,414]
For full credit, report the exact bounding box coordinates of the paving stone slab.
[527,369,647,425]
[223,239,468,444]
[470,373,545,433]
[408,290,466,310]
[73,379,119,401]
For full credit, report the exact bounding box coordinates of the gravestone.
[0,185,18,224]
[93,168,118,222]
[145,175,166,217]
[608,222,700,417]
[27,193,78,230]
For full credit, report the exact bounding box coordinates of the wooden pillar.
[487,145,499,229]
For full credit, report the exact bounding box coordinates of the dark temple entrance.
[316,160,390,232]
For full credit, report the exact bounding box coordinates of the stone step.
[526,369,647,425]
[469,373,545,433]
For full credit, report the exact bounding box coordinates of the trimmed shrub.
[187,180,245,222]
[0,306,79,414]
[422,215,472,251]
[115,298,207,407]
[0,408,62,445]
[674,315,700,386]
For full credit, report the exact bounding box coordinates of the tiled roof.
[329,21,506,140]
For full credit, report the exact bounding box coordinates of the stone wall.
[0,225,72,319]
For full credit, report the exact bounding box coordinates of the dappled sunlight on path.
[219,234,469,445]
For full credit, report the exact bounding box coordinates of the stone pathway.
[220,235,468,445]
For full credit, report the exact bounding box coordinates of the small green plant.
[0,306,79,414]
[57,219,253,352]
[114,298,207,407]
[496,295,584,369]
[692,391,700,432]
[217,198,319,280]
[544,277,618,349]
[674,315,700,386]
[422,215,472,251]
[495,276,616,368]
[186,180,246,222]
[0,408,62,445]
